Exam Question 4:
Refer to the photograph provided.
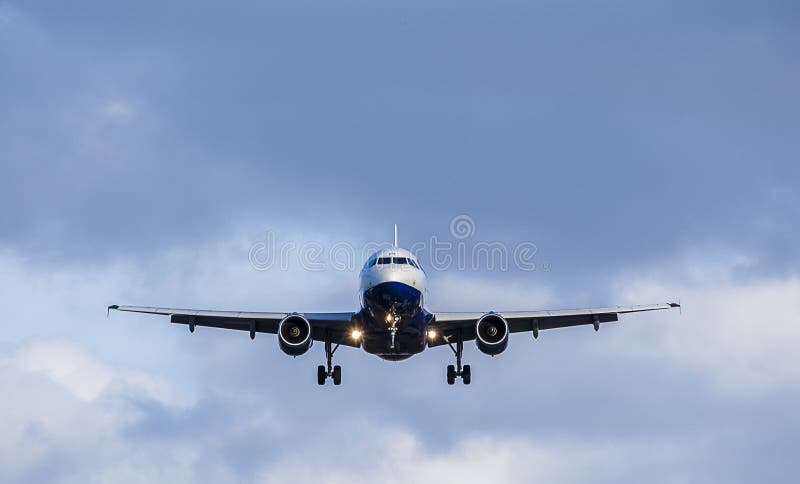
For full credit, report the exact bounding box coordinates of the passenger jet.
[109,227,679,385]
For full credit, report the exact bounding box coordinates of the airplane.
[108,226,680,386]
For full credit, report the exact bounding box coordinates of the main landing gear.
[317,335,342,385]
[445,331,471,385]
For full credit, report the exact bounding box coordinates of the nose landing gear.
[445,330,471,385]
[317,334,342,385]
[388,311,401,350]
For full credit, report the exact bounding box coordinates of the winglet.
[394,224,398,248]
[107,305,118,317]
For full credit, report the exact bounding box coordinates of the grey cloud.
[2,1,800,482]
[3,338,797,484]
[2,230,800,481]
[1,1,798,276]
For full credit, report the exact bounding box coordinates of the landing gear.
[445,331,471,385]
[388,311,401,350]
[332,365,342,385]
[317,333,342,386]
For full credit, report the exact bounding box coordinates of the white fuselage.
[358,247,427,309]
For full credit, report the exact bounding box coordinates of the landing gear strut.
[445,330,471,385]
[317,333,342,385]
[388,311,401,350]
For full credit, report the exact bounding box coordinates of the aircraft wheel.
[332,365,342,385]
[447,365,456,385]
[317,365,326,385]
[462,365,471,385]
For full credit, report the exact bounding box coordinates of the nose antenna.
[393,224,398,248]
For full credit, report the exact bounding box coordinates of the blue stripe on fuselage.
[359,281,429,359]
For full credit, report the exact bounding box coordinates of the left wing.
[428,303,679,346]
[108,305,358,347]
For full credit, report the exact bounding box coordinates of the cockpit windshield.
[365,254,423,269]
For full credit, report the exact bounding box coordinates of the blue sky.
[1,1,799,482]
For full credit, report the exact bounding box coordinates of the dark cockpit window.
[409,259,418,269]
[393,257,408,265]
[366,256,377,268]
[377,257,391,265]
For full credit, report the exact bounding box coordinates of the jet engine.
[278,314,313,356]
[475,313,509,355]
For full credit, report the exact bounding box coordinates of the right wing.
[428,303,679,346]
[108,305,359,347]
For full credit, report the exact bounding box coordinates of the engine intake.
[278,314,313,356]
[475,313,509,355]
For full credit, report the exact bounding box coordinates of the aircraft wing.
[108,305,359,347]
[428,303,679,346]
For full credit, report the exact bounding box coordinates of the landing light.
[385,313,393,323]
[351,329,362,340]
[427,330,437,340]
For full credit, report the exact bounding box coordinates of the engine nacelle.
[475,313,509,356]
[278,314,313,356]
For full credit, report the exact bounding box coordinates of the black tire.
[317,365,326,385]
[447,364,456,385]
[333,365,342,385]
[462,365,471,385]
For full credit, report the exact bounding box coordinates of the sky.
[1,1,799,482]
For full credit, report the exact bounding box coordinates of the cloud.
[0,339,714,484]
[2,0,799,277]
[0,340,195,483]
[1,233,799,482]
[1,1,799,481]
[427,272,555,311]
[259,426,708,484]
[11,339,188,405]
[606,255,800,394]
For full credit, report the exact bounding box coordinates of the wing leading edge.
[428,303,679,347]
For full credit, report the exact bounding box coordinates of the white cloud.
[12,339,188,405]
[0,339,709,484]
[6,236,798,399]
[0,241,794,482]
[259,424,707,484]
[0,234,354,367]
[607,257,800,394]
[427,272,555,312]
[0,340,196,483]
